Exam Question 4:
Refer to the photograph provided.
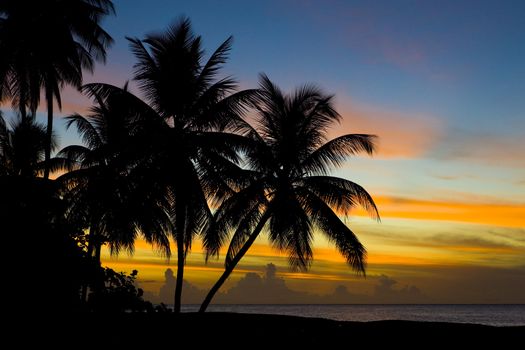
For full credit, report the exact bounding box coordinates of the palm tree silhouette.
[58,83,174,302]
[127,17,257,312]
[199,75,379,311]
[58,84,172,266]
[0,0,115,178]
[0,13,39,118]
[0,112,55,177]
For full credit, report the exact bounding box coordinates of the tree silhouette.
[0,112,56,177]
[200,74,379,311]
[0,0,115,178]
[127,17,257,312]
[58,84,172,264]
[0,111,88,312]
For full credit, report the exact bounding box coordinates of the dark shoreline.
[26,312,525,347]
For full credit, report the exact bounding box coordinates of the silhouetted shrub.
[88,268,153,312]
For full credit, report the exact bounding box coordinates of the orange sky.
[102,194,525,304]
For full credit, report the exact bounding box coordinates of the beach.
[31,312,524,347]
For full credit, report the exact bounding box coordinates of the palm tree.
[0,36,40,119]
[0,0,115,178]
[199,75,380,312]
[0,113,87,311]
[58,84,174,303]
[127,17,257,312]
[58,84,172,267]
[0,112,55,177]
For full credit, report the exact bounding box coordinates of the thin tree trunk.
[199,209,271,312]
[174,202,187,313]
[20,100,27,120]
[174,236,184,313]
[81,220,99,304]
[43,87,53,179]
[19,85,27,119]
[94,242,102,265]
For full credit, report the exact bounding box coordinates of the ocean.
[181,304,525,327]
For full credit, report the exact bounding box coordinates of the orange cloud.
[352,195,525,228]
[332,103,443,159]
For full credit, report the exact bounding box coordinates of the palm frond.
[299,176,380,220]
[34,156,70,175]
[197,35,233,91]
[301,134,377,175]
[300,188,367,275]
[57,144,91,169]
[195,88,261,132]
[64,113,102,150]
[268,193,314,271]
[204,180,267,260]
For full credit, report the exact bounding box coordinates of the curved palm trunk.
[43,87,53,179]
[199,209,271,312]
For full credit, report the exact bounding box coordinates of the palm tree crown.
[126,17,258,312]
[0,113,54,177]
[200,74,379,311]
[58,85,172,260]
[0,0,115,177]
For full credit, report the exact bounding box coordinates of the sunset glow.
[4,0,523,304]
[97,0,525,303]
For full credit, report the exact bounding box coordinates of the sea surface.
[181,304,525,326]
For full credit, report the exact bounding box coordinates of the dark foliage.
[88,268,153,313]
[0,175,88,312]
[0,0,115,177]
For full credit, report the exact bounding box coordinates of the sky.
[5,0,525,303]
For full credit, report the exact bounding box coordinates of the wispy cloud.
[286,0,457,80]
[429,173,478,181]
[430,128,525,168]
[333,102,443,159]
[350,194,525,228]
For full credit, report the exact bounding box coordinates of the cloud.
[286,0,455,80]
[487,228,525,244]
[145,267,207,304]
[353,195,525,228]
[429,173,477,181]
[409,265,525,304]
[431,175,461,181]
[429,128,525,168]
[429,233,520,251]
[116,250,525,305]
[333,103,443,159]
[362,227,525,254]
[147,264,428,305]
[373,275,425,303]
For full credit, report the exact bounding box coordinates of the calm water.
[181,304,525,327]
